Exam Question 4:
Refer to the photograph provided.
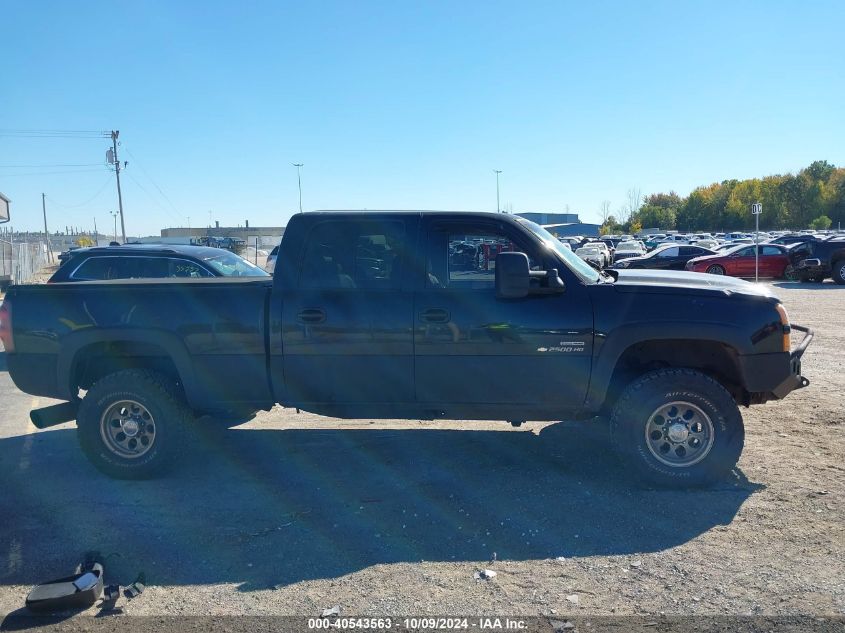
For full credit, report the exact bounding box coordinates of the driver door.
[413,218,594,407]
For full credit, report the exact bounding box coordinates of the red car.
[685,243,790,278]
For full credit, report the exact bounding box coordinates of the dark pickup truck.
[785,238,845,284]
[0,212,813,486]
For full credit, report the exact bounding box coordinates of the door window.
[656,247,679,258]
[71,257,135,280]
[427,226,539,289]
[299,220,405,289]
[761,246,782,256]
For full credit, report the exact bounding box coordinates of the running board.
[30,401,79,429]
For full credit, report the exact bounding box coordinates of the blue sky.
[1,0,843,236]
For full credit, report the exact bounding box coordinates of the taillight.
[0,301,13,352]
[775,303,790,352]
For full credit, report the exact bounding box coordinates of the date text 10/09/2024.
[307,617,529,630]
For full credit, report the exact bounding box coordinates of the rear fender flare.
[57,329,201,405]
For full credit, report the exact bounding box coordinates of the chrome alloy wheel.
[99,400,157,458]
[644,401,714,467]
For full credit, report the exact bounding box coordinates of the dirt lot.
[0,281,843,621]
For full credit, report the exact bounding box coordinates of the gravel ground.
[0,281,843,622]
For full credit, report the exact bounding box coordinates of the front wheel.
[706,264,726,275]
[610,369,744,487]
[77,370,193,479]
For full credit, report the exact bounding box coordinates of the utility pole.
[41,193,53,262]
[108,130,127,243]
[293,163,303,213]
[494,170,502,213]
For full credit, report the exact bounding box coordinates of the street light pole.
[494,170,502,213]
[293,163,304,213]
[111,211,118,243]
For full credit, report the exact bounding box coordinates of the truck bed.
[5,277,274,411]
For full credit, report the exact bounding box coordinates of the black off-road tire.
[831,260,845,285]
[77,370,193,479]
[610,369,744,487]
[783,264,799,281]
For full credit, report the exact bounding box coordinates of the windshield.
[516,218,601,283]
[202,251,270,277]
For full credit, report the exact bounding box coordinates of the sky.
[1,0,844,236]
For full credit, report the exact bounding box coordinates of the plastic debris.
[322,606,340,617]
[565,594,580,605]
[474,569,497,580]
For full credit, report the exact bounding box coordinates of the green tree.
[809,215,832,230]
[635,204,677,230]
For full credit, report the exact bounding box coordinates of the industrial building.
[516,212,600,237]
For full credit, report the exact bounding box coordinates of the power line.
[0,129,109,139]
[0,163,103,168]
[121,146,186,222]
[46,177,114,209]
[124,170,187,225]
[0,168,109,177]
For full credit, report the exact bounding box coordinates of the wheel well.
[604,339,744,412]
[71,341,182,394]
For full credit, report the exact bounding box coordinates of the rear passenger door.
[281,217,416,405]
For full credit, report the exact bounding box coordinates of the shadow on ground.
[0,353,7,372]
[0,420,760,591]
[772,281,843,290]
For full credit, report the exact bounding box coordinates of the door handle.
[297,308,326,324]
[419,308,450,323]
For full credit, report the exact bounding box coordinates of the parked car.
[575,245,604,268]
[49,244,270,282]
[611,244,716,270]
[2,211,812,487]
[586,241,613,266]
[693,238,721,250]
[685,244,791,278]
[264,244,280,274]
[613,241,646,261]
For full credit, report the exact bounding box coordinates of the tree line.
[601,160,845,234]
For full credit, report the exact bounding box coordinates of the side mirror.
[495,252,530,299]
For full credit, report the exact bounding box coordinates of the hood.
[611,269,777,299]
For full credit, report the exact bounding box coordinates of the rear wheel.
[706,264,726,275]
[832,260,845,285]
[610,369,744,487]
[77,370,192,479]
[783,264,799,281]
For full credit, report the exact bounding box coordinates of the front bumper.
[772,324,813,398]
[737,324,813,401]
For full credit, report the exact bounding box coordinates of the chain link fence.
[0,239,52,286]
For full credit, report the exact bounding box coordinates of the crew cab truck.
[0,212,813,486]
[785,238,845,284]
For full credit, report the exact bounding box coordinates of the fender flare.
[56,328,201,406]
[586,322,745,409]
